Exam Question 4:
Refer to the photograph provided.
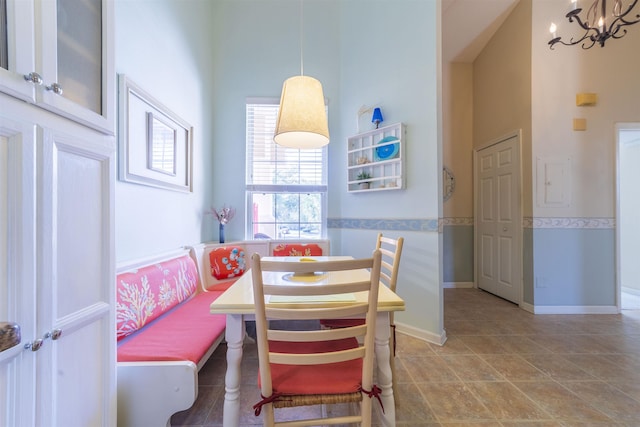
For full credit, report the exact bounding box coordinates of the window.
[246,98,327,240]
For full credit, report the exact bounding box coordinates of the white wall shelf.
[347,122,405,193]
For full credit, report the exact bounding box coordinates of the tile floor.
[171,288,640,426]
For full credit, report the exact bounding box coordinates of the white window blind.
[245,99,327,240]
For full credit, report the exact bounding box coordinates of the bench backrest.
[269,241,327,257]
[116,252,200,341]
[190,239,330,291]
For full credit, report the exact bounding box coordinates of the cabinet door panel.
[36,0,114,134]
[37,128,115,427]
[0,0,37,102]
[0,116,37,427]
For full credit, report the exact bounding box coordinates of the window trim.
[245,97,328,240]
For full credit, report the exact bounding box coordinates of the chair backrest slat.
[270,347,366,366]
[376,233,404,293]
[267,324,367,342]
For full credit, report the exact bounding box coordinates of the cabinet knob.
[45,83,64,95]
[24,338,43,352]
[23,72,43,85]
[45,328,62,341]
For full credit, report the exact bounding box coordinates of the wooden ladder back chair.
[375,233,404,399]
[251,251,383,427]
[375,233,404,351]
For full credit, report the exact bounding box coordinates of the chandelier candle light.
[207,205,235,244]
[549,0,640,49]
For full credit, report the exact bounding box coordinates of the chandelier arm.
[618,0,639,17]
[549,31,597,49]
[567,10,594,31]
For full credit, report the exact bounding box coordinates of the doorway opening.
[616,123,640,310]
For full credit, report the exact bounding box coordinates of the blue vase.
[219,223,225,244]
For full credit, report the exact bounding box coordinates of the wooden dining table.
[209,255,406,427]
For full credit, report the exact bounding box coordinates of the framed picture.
[118,74,193,192]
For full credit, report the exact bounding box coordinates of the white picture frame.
[118,74,193,192]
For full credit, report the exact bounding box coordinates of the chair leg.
[389,325,398,404]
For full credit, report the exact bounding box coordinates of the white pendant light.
[274,1,329,149]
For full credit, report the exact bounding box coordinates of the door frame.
[615,122,640,312]
[473,129,523,305]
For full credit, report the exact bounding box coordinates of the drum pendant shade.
[274,75,329,149]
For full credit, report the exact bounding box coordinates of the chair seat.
[265,338,362,395]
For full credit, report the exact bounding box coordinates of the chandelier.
[549,0,640,49]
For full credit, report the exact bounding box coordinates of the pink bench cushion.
[209,246,246,281]
[272,243,323,257]
[116,255,200,341]
[117,291,226,364]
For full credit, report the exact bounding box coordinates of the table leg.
[223,314,244,427]
[375,312,396,427]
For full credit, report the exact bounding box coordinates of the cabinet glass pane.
[57,0,102,114]
[0,0,7,70]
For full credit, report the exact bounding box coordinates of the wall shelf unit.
[347,122,405,192]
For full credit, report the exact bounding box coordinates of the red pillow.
[209,246,246,280]
[272,243,323,257]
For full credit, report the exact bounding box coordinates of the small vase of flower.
[207,205,236,244]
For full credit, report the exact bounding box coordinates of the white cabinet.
[0,96,116,426]
[0,0,114,134]
[347,122,405,193]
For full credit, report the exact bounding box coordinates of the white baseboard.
[443,281,474,289]
[528,305,618,314]
[395,321,447,346]
[622,286,640,297]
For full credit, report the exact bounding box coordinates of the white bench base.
[117,361,198,427]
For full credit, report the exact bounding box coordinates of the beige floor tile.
[520,354,596,381]
[560,381,640,423]
[396,355,460,383]
[417,382,495,422]
[512,381,613,423]
[480,354,549,381]
[465,381,552,420]
[440,354,504,381]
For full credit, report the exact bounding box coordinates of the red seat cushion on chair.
[264,338,362,395]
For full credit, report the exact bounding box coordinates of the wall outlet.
[535,277,549,288]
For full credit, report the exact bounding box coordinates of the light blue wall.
[114,0,216,262]
[443,225,473,283]
[532,228,615,306]
[114,0,443,339]
[210,0,443,338]
[209,0,341,243]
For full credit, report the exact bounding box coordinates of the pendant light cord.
[300,0,304,76]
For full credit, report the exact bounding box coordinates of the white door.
[0,100,116,426]
[475,133,522,304]
[0,116,38,427]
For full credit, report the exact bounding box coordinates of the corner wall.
[114,0,216,262]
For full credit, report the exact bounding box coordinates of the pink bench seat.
[117,291,226,364]
[116,249,229,427]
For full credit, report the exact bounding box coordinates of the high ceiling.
[442,0,520,63]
